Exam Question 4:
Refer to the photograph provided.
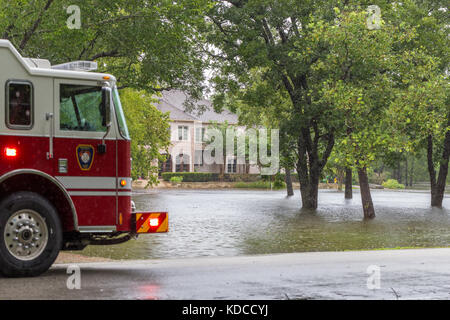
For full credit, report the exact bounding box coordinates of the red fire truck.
[0,40,168,277]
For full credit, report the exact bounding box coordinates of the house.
[155,90,260,175]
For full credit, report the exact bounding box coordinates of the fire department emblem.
[76,145,95,171]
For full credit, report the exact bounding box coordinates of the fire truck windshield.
[112,87,130,140]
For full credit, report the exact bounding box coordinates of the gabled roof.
[156,90,238,124]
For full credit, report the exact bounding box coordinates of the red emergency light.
[5,147,17,157]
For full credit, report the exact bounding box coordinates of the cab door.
[52,79,117,230]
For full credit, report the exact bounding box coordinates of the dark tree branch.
[89,50,120,61]
[290,16,300,37]
[19,0,54,50]
[78,33,100,60]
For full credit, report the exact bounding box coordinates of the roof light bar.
[52,61,98,72]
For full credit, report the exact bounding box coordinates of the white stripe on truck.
[55,176,132,190]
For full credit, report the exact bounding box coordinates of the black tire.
[0,192,62,277]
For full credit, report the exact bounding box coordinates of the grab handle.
[46,112,54,160]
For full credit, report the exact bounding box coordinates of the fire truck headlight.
[120,179,127,187]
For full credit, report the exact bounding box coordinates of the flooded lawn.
[79,189,450,260]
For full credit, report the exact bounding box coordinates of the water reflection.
[79,189,450,260]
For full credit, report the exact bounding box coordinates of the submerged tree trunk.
[345,167,353,199]
[405,157,408,187]
[337,168,344,191]
[428,130,450,208]
[296,128,334,209]
[298,174,319,208]
[285,168,294,196]
[358,167,375,219]
[297,142,321,209]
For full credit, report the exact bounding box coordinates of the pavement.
[1,248,450,299]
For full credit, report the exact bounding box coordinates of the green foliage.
[120,89,170,185]
[0,0,211,96]
[204,0,344,205]
[234,181,285,190]
[382,179,405,190]
[162,172,218,182]
[273,174,287,189]
[317,9,403,170]
[169,176,183,184]
[161,172,262,183]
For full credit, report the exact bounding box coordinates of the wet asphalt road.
[2,248,450,300]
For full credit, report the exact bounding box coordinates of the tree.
[0,0,211,96]
[119,89,171,185]
[224,68,298,196]
[317,8,414,218]
[204,0,345,209]
[385,0,449,208]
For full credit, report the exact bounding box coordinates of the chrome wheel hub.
[4,210,48,261]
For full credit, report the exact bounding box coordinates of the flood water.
[79,189,450,260]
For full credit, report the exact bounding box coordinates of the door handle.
[46,112,54,160]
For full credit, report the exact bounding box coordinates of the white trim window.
[178,125,189,141]
[195,127,206,142]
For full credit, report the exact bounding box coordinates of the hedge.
[161,172,262,182]
[162,172,218,182]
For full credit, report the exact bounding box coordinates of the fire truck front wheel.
[0,192,62,277]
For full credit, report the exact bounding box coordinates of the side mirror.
[99,87,112,154]
[102,87,112,128]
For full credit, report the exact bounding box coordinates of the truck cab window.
[7,81,33,128]
[60,84,106,132]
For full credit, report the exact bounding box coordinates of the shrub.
[162,172,218,182]
[234,180,286,190]
[161,172,261,182]
[382,179,405,189]
[169,176,183,184]
[234,181,271,189]
[223,174,261,182]
[273,173,286,189]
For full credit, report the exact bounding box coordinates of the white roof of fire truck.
[0,39,116,83]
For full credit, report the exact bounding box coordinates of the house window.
[195,127,206,142]
[227,158,237,173]
[6,80,33,129]
[178,126,189,141]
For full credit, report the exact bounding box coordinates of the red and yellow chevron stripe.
[135,212,169,233]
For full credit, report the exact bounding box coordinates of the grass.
[342,246,448,252]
